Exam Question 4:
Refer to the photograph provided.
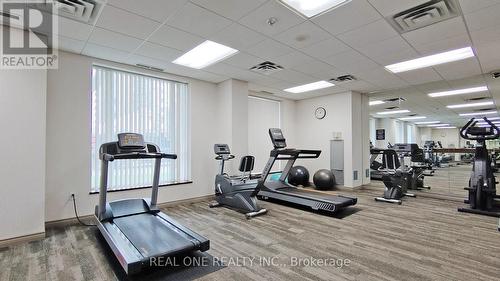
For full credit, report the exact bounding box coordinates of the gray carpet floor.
[1,165,500,281]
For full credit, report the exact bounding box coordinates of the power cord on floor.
[71,194,97,227]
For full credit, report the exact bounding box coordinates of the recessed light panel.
[369,100,385,106]
[399,116,426,120]
[459,111,497,116]
[385,47,474,73]
[428,124,450,127]
[284,81,335,93]
[173,40,238,69]
[447,101,494,109]
[376,110,410,115]
[279,0,351,18]
[428,86,488,97]
[416,121,440,125]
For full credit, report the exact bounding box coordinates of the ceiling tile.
[275,21,332,49]
[88,27,143,52]
[460,0,500,14]
[82,43,130,63]
[272,51,316,69]
[210,23,267,50]
[367,0,429,17]
[412,34,471,55]
[312,0,381,35]
[402,17,467,48]
[238,0,305,37]
[356,68,409,89]
[355,36,414,62]
[134,42,183,62]
[337,19,399,49]
[107,0,188,22]
[166,2,232,38]
[397,68,443,85]
[433,58,482,81]
[148,25,204,51]
[190,0,266,21]
[475,40,500,72]
[56,36,86,54]
[223,52,264,69]
[291,59,341,78]
[299,37,351,59]
[245,39,295,60]
[341,80,380,92]
[268,69,317,84]
[96,5,160,40]
[324,49,380,74]
[470,25,500,47]
[370,48,420,66]
[57,17,93,41]
[463,3,500,31]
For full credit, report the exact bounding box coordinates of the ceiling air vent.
[466,97,488,101]
[385,106,400,110]
[491,71,500,79]
[250,61,283,75]
[384,97,406,102]
[330,75,357,83]
[30,0,104,25]
[388,0,460,34]
[136,64,164,72]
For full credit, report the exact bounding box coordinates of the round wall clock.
[315,107,326,119]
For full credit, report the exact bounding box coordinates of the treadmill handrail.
[102,152,177,161]
[271,148,321,159]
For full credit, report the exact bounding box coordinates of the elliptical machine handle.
[483,117,500,140]
[460,118,475,140]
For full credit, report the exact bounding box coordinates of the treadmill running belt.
[276,187,355,203]
[114,214,194,258]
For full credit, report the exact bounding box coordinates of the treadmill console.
[214,144,231,155]
[393,143,419,154]
[118,133,145,149]
[269,128,287,149]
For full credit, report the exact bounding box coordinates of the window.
[91,66,190,192]
[248,96,281,172]
[406,124,414,143]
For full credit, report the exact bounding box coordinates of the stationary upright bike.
[209,144,267,219]
[458,117,500,217]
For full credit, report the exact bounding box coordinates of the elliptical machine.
[209,144,267,219]
[458,117,500,217]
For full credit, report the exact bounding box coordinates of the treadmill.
[95,133,209,275]
[256,128,357,213]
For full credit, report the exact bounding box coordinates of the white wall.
[294,91,369,188]
[374,118,397,148]
[45,51,222,222]
[0,67,47,239]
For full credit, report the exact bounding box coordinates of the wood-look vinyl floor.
[1,165,500,281]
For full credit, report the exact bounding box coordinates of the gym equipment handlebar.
[460,117,500,141]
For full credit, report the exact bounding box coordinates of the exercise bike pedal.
[209,201,221,208]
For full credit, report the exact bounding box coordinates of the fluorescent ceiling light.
[284,81,335,93]
[428,123,450,127]
[477,121,500,125]
[385,47,474,73]
[415,121,440,125]
[459,111,497,116]
[487,117,500,120]
[279,0,351,18]
[436,126,457,129]
[399,116,426,120]
[376,110,410,115]
[447,101,494,109]
[172,40,238,69]
[428,86,488,97]
[369,100,385,106]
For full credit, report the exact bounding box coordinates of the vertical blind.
[91,65,190,192]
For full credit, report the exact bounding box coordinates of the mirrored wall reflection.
[368,117,500,199]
